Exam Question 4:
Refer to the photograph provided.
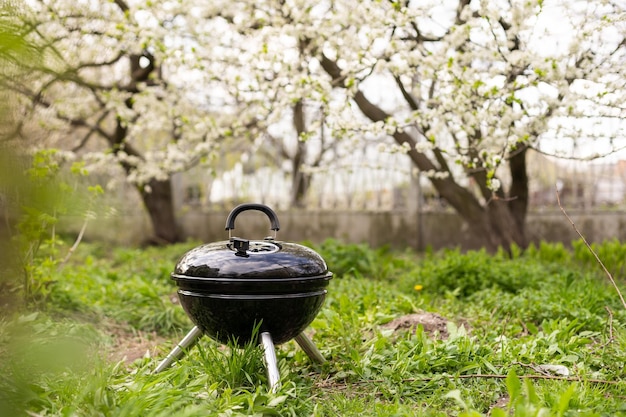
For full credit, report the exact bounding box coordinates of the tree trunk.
[113,50,181,244]
[291,100,310,207]
[138,178,180,244]
[111,110,181,244]
[508,144,529,235]
[291,169,311,208]
[484,200,527,249]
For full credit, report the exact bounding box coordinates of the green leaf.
[267,395,287,407]
[88,185,104,195]
[480,357,499,374]
[459,411,482,417]
[490,408,508,417]
[556,384,576,416]
[444,389,468,410]
[506,369,521,402]
[17,312,39,323]
[525,378,539,405]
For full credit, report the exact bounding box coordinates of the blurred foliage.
[0,9,105,306]
[0,3,32,310]
[1,147,103,307]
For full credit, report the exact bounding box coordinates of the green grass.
[1,239,625,416]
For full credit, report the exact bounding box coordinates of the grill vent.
[247,241,279,254]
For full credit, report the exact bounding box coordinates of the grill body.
[155,203,332,391]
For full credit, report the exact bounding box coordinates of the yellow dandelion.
[413,284,423,291]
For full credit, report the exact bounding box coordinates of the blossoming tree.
[215,0,625,249]
[4,0,625,248]
[3,0,269,242]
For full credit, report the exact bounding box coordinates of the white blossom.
[6,0,625,194]
[488,178,501,192]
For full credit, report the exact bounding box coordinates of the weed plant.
[0,239,625,416]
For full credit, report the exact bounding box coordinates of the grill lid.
[172,204,330,280]
[173,239,329,279]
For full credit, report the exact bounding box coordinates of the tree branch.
[556,186,626,311]
[112,0,130,13]
[394,75,419,111]
[72,111,111,152]
[319,52,488,227]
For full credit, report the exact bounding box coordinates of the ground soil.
[381,312,452,339]
[104,321,167,365]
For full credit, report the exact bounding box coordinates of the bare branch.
[72,111,111,152]
[556,186,626,311]
[57,217,89,269]
[533,143,626,161]
[112,0,130,13]
[394,75,419,111]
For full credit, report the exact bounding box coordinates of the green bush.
[309,238,401,279]
[572,238,626,279]
[417,249,545,297]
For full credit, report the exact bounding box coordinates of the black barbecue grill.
[155,203,333,390]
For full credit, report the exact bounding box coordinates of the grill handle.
[225,203,281,232]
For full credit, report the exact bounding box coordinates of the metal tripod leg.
[154,326,203,373]
[294,332,325,364]
[259,332,280,392]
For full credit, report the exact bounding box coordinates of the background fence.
[172,150,626,212]
[74,150,626,249]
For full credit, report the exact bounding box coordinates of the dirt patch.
[381,312,451,339]
[103,321,167,364]
[489,395,510,415]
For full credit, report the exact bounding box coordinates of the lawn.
[1,238,625,416]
